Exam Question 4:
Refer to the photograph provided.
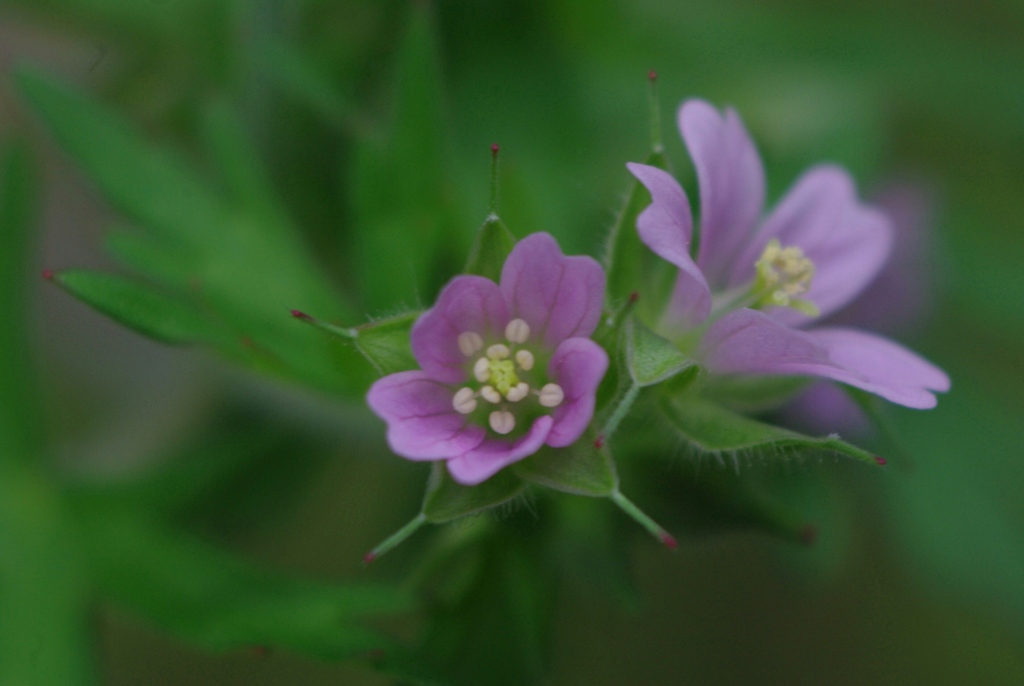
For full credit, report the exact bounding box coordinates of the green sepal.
[603,149,676,319]
[703,374,812,413]
[624,315,698,387]
[513,438,618,497]
[52,269,231,347]
[351,312,420,376]
[422,463,526,524]
[661,395,879,467]
[464,213,516,282]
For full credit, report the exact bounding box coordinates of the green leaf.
[0,473,93,686]
[353,312,420,376]
[661,396,879,467]
[0,140,43,463]
[422,533,554,686]
[422,463,526,524]
[16,65,222,243]
[259,38,358,130]
[603,150,676,318]
[513,440,618,497]
[464,213,515,282]
[53,269,230,346]
[352,3,456,311]
[624,315,698,387]
[76,504,417,661]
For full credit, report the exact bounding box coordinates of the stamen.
[505,318,531,344]
[538,383,565,408]
[458,331,483,356]
[489,410,515,434]
[515,349,534,371]
[487,344,510,360]
[452,387,477,414]
[754,238,817,312]
[473,357,491,382]
[506,382,530,402]
[480,385,502,404]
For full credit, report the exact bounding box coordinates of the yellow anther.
[487,359,519,395]
[487,344,511,360]
[458,331,484,356]
[754,239,817,312]
[489,410,515,434]
[538,383,565,408]
[452,387,477,414]
[480,386,502,404]
[473,357,491,382]
[505,318,531,344]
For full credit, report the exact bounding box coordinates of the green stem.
[600,383,640,445]
[647,70,663,154]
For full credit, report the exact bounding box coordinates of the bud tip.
[874,455,887,466]
[594,435,605,449]
[491,143,499,156]
[362,551,377,566]
[41,269,54,281]
[661,532,678,549]
[291,309,311,320]
[648,69,658,82]
[628,291,639,303]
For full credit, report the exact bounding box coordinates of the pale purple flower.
[627,99,949,409]
[367,233,608,485]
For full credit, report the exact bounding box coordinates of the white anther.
[458,331,483,356]
[480,385,502,404]
[473,357,490,382]
[538,383,565,408]
[506,382,530,402]
[515,349,534,371]
[489,410,515,434]
[505,318,531,344]
[487,344,510,360]
[452,387,477,414]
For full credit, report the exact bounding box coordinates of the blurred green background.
[2,0,1023,684]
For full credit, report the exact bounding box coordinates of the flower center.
[752,239,820,316]
[451,318,564,435]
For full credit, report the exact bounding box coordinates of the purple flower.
[367,233,608,485]
[627,99,949,409]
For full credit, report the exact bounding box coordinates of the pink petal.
[411,275,509,384]
[500,232,604,350]
[626,162,712,328]
[446,415,554,485]
[733,165,893,325]
[545,337,609,448]
[367,371,487,459]
[679,99,766,289]
[701,309,948,409]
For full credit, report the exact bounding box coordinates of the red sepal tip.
[362,551,377,566]
[491,143,500,156]
[799,525,818,545]
[41,269,54,281]
[628,291,639,303]
[874,455,887,466]
[648,69,658,82]
[594,435,605,449]
[290,309,311,320]
[660,532,678,549]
